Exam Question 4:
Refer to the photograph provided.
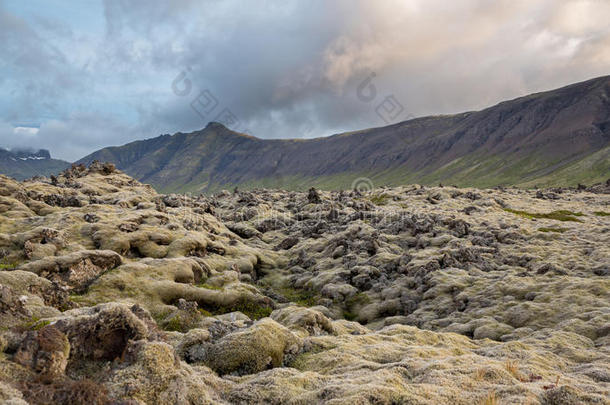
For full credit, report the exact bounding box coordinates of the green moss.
[212,298,273,320]
[18,317,51,331]
[342,293,370,322]
[345,292,371,308]
[161,311,205,332]
[198,308,212,317]
[0,262,19,270]
[342,311,358,321]
[151,308,174,326]
[163,315,185,332]
[196,283,223,290]
[593,211,610,217]
[538,227,568,233]
[288,344,327,371]
[503,208,584,222]
[554,210,584,217]
[370,194,391,206]
[277,287,319,307]
[31,320,51,330]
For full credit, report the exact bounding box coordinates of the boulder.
[307,188,321,204]
[50,303,153,361]
[17,250,122,293]
[14,325,70,382]
[107,340,215,404]
[271,306,336,337]
[198,318,301,375]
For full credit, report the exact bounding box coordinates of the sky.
[1,0,609,161]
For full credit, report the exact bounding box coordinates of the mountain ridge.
[0,148,70,180]
[76,74,609,192]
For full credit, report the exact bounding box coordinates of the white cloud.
[13,126,39,136]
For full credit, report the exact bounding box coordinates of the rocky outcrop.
[17,250,122,293]
[49,303,154,361]
[14,325,70,382]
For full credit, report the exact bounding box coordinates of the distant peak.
[1,148,51,160]
[200,122,259,140]
[205,121,228,130]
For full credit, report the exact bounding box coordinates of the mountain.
[0,148,70,180]
[79,75,610,193]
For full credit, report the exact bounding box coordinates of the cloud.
[13,127,39,136]
[0,0,609,161]
[0,113,151,161]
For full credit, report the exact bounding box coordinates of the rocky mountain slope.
[0,149,70,181]
[79,75,610,193]
[0,163,608,404]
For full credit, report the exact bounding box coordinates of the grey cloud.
[1,0,609,161]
